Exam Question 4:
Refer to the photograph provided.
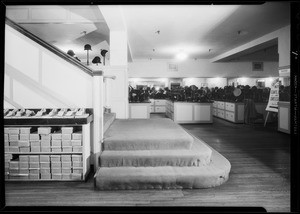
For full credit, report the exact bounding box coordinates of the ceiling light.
[176,52,188,60]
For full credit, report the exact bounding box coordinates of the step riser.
[103,140,192,151]
[100,156,211,167]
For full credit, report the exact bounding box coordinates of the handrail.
[5,17,103,77]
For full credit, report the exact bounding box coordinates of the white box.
[41,173,51,180]
[62,134,71,140]
[50,155,61,162]
[41,146,51,152]
[41,134,51,141]
[72,132,82,140]
[61,127,73,134]
[38,127,52,135]
[40,168,51,174]
[51,162,61,168]
[73,168,83,174]
[51,174,62,180]
[5,141,9,147]
[4,134,8,141]
[30,141,41,147]
[9,168,19,174]
[9,146,19,152]
[8,128,20,134]
[61,155,71,162]
[9,134,19,141]
[62,168,72,174]
[19,162,29,168]
[4,128,9,134]
[41,140,51,147]
[29,133,39,141]
[62,162,72,168]
[19,140,30,147]
[51,168,62,174]
[9,161,19,169]
[5,154,13,160]
[72,162,82,168]
[71,173,82,180]
[29,155,39,162]
[5,147,9,152]
[72,146,82,153]
[9,141,19,147]
[19,155,29,162]
[62,146,72,153]
[29,168,40,174]
[19,168,29,174]
[51,146,62,152]
[19,134,30,141]
[72,155,82,162]
[71,140,81,146]
[51,140,62,147]
[62,173,71,180]
[20,127,32,134]
[40,155,50,162]
[31,146,41,153]
[19,147,30,153]
[29,174,39,180]
[62,140,72,147]
[52,131,62,140]
[29,162,40,168]
[40,162,50,168]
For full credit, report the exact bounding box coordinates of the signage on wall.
[279,68,290,77]
[252,62,264,71]
[265,78,279,112]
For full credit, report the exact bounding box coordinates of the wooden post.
[92,71,104,170]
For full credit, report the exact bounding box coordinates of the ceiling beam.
[210,26,285,63]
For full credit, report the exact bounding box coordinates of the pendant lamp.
[92,56,101,65]
[100,49,108,65]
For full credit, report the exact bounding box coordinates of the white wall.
[128,59,279,78]
[4,24,93,108]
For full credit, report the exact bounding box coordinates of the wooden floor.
[5,115,290,212]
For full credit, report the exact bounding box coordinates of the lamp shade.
[92,56,101,64]
[84,44,92,51]
[67,50,75,57]
[101,49,108,57]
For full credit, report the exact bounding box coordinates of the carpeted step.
[104,113,116,133]
[94,146,231,190]
[100,137,212,167]
[104,119,194,150]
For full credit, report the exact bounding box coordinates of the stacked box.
[51,139,62,152]
[41,134,51,141]
[29,155,40,179]
[8,128,20,135]
[62,140,71,147]
[72,146,82,153]
[52,174,62,180]
[9,134,19,141]
[62,173,71,180]
[19,134,30,141]
[52,131,62,140]
[20,127,33,134]
[38,127,52,135]
[29,132,40,141]
[40,138,50,153]
[19,140,30,153]
[5,154,12,177]
[62,146,72,152]
[9,146,19,152]
[4,133,9,141]
[71,173,82,180]
[72,131,82,140]
[19,155,29,178]
[4,127,10,134]
[51,146,61,152]
[10,141,19,147]
[61,127,73,134]
[62,134,71,140]
[41,146,51,152]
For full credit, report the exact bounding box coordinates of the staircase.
[94,118,231,190]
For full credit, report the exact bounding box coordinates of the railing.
[5,17,102,77]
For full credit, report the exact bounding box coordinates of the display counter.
[278,101,290,134]
[129,102,151,119]
[166,100,213,124]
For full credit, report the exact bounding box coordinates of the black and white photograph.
[1,1,299,213]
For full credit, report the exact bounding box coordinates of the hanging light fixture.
[92,56,101,65]
[100,49,108,66]
[84,44,92,65]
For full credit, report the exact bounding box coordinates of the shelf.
[6,152,82,155]
[4,115,93,126]
[5,179,83,182]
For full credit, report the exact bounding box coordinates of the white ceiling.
[6,3,290,62]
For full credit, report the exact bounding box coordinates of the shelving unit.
[4,109,93,181]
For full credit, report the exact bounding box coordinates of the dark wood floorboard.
[5,116,290,212]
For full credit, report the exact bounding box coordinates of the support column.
[92,71,104,169]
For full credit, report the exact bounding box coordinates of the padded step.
[104,119,194,150]
[94,148,231,190]
[100,137,212,167]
